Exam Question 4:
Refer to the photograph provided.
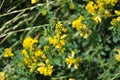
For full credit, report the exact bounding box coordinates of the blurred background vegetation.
[0,0,120,80]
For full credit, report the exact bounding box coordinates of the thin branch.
[0,0,5,10]
[111,72,120,80]
[0,1,54,18]
[0,24,49,38]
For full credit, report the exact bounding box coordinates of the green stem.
[0,1,55,18]
[111,73,120,80]
[51,76,70,80]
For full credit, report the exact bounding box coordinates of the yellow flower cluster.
[85,1,98,15]
[22,49,47,72]
[85,0,118,15]
[115,49,120,61]
[48,34,67,49]
[66,51,82,69]
[22,49,36,72]
[111,10,120,26]
[34,49,46,58]
[85,0,118,23]
[48,21,67,52]
[55,21,67,34]
[22,37,38,49]
[3,48,14,58]
[37,60,53,76]
[103,0,118,6]
[72,16,90,39]
[22,37,53,76]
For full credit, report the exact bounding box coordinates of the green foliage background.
[0,0,120,80]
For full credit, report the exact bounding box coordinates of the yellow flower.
[38,62,45,66]
[55,21,67,34]
[24,57,32,65]
[72,17,89,39]
[43,45,50,51]
[115,10,120,15]
[66,58,73,68]
[72,16,83,30]
[0,72,5,80]
[57,48,66,54]
[60,34,67,39]
[93,16,102,23]
[41,9,47,16]
[104,0,118,6]
[69,3,76,10]
[72,16,90,39]
[22,37,38,49]
[74,58,82,69]
[66,57,82,69]
[111,16,120,26]
[110,18,117,26]
[32,56,37,62]
[37,66,46,75]
[80,33,88,39]
[85,1,98,15]
[28,63,37,72]
[71,50,75,57]
[96,0,104,11]
[69,78,75,80]
[22,49,29,58]
[34,49,42,57]
[37,65,53,76]
[115,54,120,61]
[48,21,67,51]
[3,48,14,58]
[31,0,38,4]
[66,51,82,69]
[48,36,57,47]
[45,59,49,64]
[115,49,120,61]
[34,49,46,58]
[117,16,120,21]
[48,34,66,49]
